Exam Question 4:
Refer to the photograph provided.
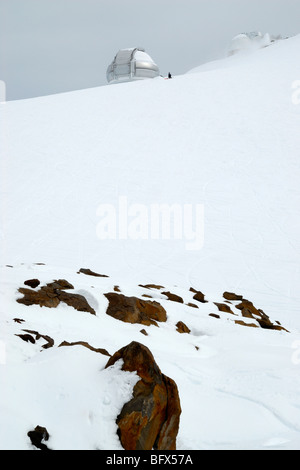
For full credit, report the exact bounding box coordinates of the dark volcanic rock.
[24,279,40,288]
[21,329,54,349]
[27,425,51,450]
[104,293,167,326]
[15,333,36,344]
[105,341,181,450]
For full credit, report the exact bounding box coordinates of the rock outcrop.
[105,341,181,450]
[235,299,288,331]
[17,279,96,315]
[104,293,167,326]
[220,291,288,331]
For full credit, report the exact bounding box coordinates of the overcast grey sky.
[0,0,299,101]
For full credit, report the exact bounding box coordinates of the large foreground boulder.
[105,341,181,450]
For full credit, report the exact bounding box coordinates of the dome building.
[227,32,283,56]
[106,48,160,84]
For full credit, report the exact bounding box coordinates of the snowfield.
[1,34,300,450]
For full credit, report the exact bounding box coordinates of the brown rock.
[235,299,255,312]
[17,280,96,315]
[223,291,243,301]
[186,302,198,309]
[214,302,235,314]
[17,287,60,308]
[139,284,164,290]
[176,321,191,334]
[189,287,207,303]
[78,268,109,278]
[155,375,181,450]
[234,320,259,328]
[240,307,254,319]
[46,279,74,290]
[235,299,288,331]
[24,279,40,288]
[15,333,35,344]
[162,291,184,303]
[105,341,181,450]
[59,340,110,356]
[58,290,96,315]
[104,293,167,326]
[209,313,220,319]
[21,329,54,349]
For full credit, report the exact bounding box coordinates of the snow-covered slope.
[1,34,300,450]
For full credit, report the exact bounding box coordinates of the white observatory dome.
[227,32,276,56]
[106,48,160,84]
